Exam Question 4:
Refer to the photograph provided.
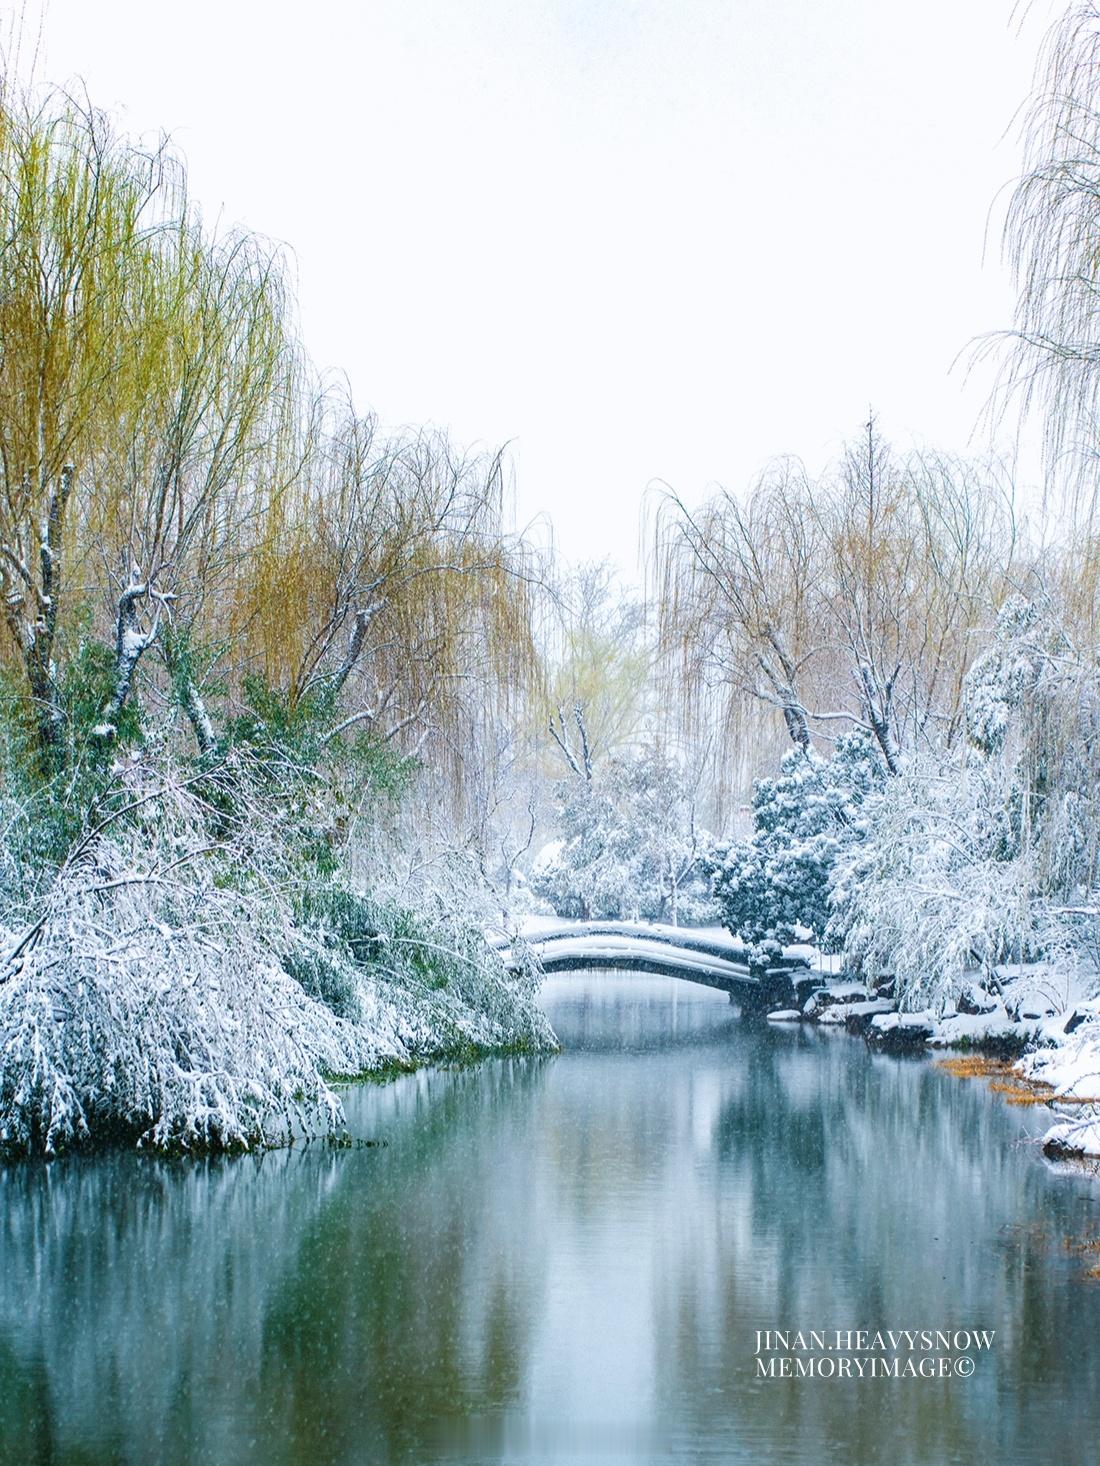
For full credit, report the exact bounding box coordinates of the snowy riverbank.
[776,961,1100,1162]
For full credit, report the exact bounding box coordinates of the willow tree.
[540,561,649,782]
[815,426,1015,768]
[990,2,1100,523]
[225,404,540,797]
[0,90,296,769]
[654,459,824,785]
[655,429,1015,796]
[0,94,153,762]
[85,219,296,744]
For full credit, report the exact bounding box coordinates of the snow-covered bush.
[712,732,884,953]
[531,746,714,924]
[0,748,553,1158]
[0,758,345,1155]
[832,594,1100,1011]
[963,594,1063,757]
[293,857,552,1054]
[829,756,1079,1010]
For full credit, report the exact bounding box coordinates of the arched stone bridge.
[495,921,815,1013]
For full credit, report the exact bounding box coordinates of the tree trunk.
[0,465,75,772]
[181,676,217,755]
[100,577,155,731]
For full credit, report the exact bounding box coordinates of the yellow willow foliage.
[0,88,296,673]
[0,86,540,787]
[535,562,650,773]
[0,90,180,745]
[233,513,329,684]
[0,98,149,493]
[79,223,296,594]
[224,413,540,760]
[541,629,650,762]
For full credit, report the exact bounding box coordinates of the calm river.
[2,973,1100,1464]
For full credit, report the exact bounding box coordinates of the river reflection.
[2,973,1100,1464]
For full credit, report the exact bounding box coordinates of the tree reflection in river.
[1,972,1099,1464]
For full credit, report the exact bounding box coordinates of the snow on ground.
[927,1011,1035,1048]
[815,963,1100,1160]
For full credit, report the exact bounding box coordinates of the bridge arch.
[499,921,754,997]
[497,921,815,1011]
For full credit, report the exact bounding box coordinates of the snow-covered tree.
[712,732,885,956]
[532,745,714,924]
[0,84,558,1160]
[829,756,1058,1010]
[832,593,1100,1010]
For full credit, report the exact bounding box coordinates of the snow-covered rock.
[802,981,872,1020]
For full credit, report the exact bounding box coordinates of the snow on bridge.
[494,919,762,995]
[491,920,822,1011]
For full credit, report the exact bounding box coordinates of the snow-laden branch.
[0,750,555,1157]
[327,600,387,699]
[97,566,177,736]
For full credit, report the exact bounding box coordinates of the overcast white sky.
[16,0,1054,567]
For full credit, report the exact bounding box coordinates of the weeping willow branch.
[981,2,1100,521]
